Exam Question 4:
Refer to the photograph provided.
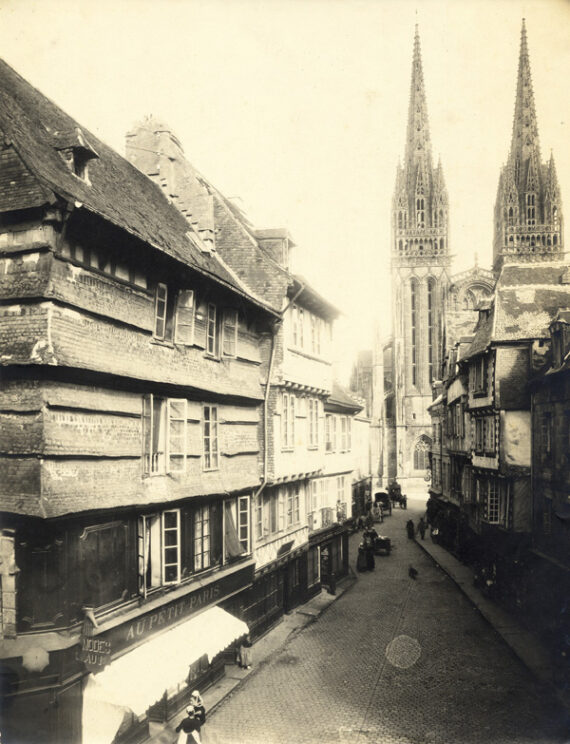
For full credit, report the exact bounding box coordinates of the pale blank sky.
[0,0,568,380]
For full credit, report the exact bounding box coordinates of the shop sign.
[80,636,112,671]
[96,561,254,659]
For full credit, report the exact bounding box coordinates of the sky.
[0,0,568,382]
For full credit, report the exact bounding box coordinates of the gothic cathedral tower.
[390,27,451,492]
[493,20,563,275]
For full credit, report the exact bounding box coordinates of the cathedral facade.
[375,28,494,494]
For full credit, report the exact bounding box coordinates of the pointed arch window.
[398,212,403,230]
[507,207,515,227]
[416,198,425,228]
[410,278,418,386]
[526,193,536,226]
[427,278,435,382]
[413,436,431,471]
[552,206,559,229]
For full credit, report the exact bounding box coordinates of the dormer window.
[54,128,98,184]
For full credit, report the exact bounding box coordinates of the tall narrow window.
[325,414,332,451]
[282,393,290,449]
[142,395,167,474]
[289,394,295,448]
[238,495,250,552]
[341,416,347,451]
[416,198,425,228]
[203,405,219,470]
[298,308,304,348]
[526,193,536,226]
[206,303,218,357]
[427,278,435,382]
[138,510,180,595]
[162,510,180,584]
[154,283,169,340]
[194,505,211,571]
[410,279,418,385]
[308,398,319,448]
[292,306,298,346]
[487,481,500,524]
[222,309,238,357]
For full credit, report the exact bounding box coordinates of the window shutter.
[206,303,218,356]
[222,309,238,357]
[175,290,194,345]
[142,395,152,474]
[154,284,167,339]
[167,399,187,472]
[278,490,285,531]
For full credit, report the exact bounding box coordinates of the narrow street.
[205,500,568,744]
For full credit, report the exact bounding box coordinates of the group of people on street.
[358,524,379,571]
[406,516,427,540]
[176,690,206,744]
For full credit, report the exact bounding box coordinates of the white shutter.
[175,290,194,345]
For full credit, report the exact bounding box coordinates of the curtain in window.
[225,501,244,560]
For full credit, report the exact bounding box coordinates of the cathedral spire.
[392,25,449,265]
[509,18,541,178]
[493,19,563,274]
[404,26,433,178]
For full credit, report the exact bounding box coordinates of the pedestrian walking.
[362,526,377,570]
[417,517,426,540]
[239,633,253,669]
[190,690,206,726]
[175,706,202,744]
[406,519,415,539]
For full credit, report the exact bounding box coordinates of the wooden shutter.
[175,290,194,345]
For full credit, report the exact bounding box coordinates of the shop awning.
[83,606,248,742]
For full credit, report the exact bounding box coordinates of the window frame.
[137,509,181,597]
[238,495,250,553]
[193,505,211,572]
[203,405,219,470]
[206,302,219,358]
[154,283,176,342]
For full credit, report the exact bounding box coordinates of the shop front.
[79,561,254,743]
[309,523,349,592]
[82,605,248,743]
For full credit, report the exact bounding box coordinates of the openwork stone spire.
[493,20,564,275]
[509,19,541,176]
[404,26,433,179]
[392,26,449,267]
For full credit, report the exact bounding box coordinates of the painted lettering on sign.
[80,636,112,669]
[125,584,221,642]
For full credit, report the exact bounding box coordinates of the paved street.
[205,499,569,744]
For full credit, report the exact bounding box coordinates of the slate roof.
[465,262,570,360]
[289,275,340,320]
[0,59,277,316]
[326,382,363,413]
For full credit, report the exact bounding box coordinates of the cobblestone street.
[205,500,569,744]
